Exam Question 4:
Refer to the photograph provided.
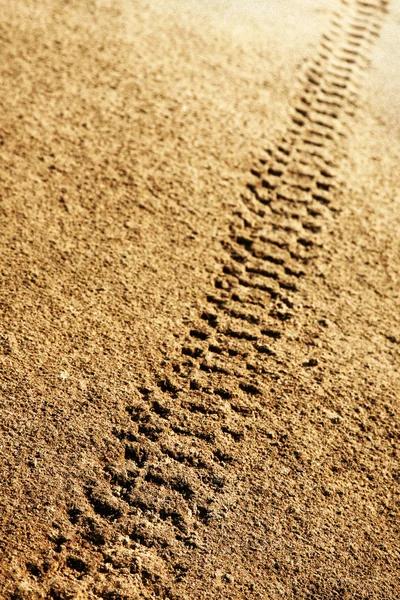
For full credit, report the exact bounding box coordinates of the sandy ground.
[0,0,399,598]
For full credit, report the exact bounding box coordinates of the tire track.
[30,2,389,598]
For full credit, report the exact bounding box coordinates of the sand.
[0,0,399,598]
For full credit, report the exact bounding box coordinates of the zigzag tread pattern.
[22,2,389,598]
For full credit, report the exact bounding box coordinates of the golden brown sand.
[0,1,399,598]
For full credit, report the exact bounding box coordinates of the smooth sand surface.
[0,1,399,598]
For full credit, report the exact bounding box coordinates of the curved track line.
[24,2,389,598]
